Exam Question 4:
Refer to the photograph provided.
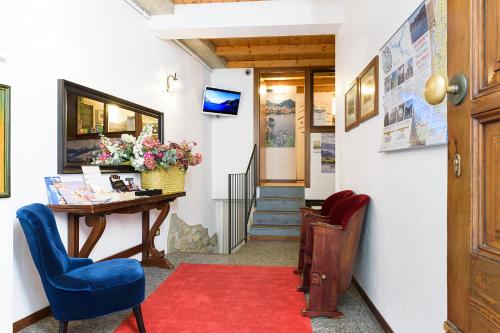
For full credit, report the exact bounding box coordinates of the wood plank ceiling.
[181,35,335,69]
[172,0,261,3]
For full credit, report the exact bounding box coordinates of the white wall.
[210,69,255,199]
[335,1,447,333]
[0,0,213,324]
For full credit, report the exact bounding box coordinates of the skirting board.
[13,306,51,332]
[352,278,394,333]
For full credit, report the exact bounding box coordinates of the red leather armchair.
[300,194,370,318]
[295,190,354,276]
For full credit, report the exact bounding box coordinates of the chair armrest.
[304,214,330,223]
[311,222,342,231]
[300,207,321,214]
[68,257,93,270]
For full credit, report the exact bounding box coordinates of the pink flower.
[176,151,184,159]
[143,136,159,149]
[144,157,157,170]
[99,152,110,161]
[190,152,202,166]
[144,152,154,159]
[156,152,164,158]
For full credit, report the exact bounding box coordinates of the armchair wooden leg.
[297,261,311,292]
[133,305,146,333]
[302,223,343,318]
[293,240,305,275]
[59,321,68,333]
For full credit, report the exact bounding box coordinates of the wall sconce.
[166,73,180,93]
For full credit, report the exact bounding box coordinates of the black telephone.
[109,175,129,192]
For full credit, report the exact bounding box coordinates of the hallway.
[21,241,383,333]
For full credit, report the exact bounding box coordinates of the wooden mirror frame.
[58,79,164,174]
[309,68,336,133]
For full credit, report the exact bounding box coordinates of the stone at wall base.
[167,214,218,253]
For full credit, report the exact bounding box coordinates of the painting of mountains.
[265,95,296,148]
[203,87,241,115]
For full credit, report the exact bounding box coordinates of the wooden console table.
[48,192,186,269]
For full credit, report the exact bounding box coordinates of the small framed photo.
[345,79,359,131]
[0,84,10,198]
[358,56,379,123]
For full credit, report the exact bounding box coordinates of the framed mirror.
[58,80,164,174]
[310,69,335,132]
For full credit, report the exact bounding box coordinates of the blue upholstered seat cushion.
[54,258,144,292]
[48,259,145,321]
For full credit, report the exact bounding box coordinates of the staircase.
[249,186,305,239]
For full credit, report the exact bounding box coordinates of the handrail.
[228,144,257,254]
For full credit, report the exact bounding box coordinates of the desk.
[48,192,186,269]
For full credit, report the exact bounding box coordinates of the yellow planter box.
[141,167,186,193]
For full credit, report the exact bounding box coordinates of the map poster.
[379,0,447,152]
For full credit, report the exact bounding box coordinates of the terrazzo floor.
[21,241,383,333]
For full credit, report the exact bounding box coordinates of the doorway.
[256,68,335,186]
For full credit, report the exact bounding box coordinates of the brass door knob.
[424,73,468,106]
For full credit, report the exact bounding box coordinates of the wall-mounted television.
[202,86,241,117]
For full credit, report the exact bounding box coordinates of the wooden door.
[446,0,500,332]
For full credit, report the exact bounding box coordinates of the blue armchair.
[17,203,147,333]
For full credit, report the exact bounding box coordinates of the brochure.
[81,166,111,193]
[44,177,67,204]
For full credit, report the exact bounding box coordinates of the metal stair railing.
[228,144,257,254]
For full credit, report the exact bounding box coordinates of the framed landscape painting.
[359,56,379,123]
[0,84,10,198]
[345,79,359,131]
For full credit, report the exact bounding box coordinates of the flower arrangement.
[94,125,202,172]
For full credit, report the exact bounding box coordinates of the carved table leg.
[67,213,80,257]
[141,202,174,269]
[78,215,107,258]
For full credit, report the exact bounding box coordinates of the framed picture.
[0,84,10,198]
[358,56,379,123]
[345,79,359,131]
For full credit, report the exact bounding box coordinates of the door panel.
[472,0,500,97]
[483,121,500,252]
[448,0,500,332]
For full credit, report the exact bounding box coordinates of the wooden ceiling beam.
[172,0,261,4]
[260,72,307,79]
[215,43,334,56]
[296,86,335,93]
[264,78,334,86]
[227,58,334,68]
[129,0,174,15]
[180,39,226,69]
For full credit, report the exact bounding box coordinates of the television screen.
[202,86,241,116]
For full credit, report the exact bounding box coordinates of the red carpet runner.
[115,263,312,333]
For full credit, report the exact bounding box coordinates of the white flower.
[131,157,145,171]
[121,134,136,144]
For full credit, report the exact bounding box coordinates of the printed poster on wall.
[379,0,447,152]
[321,133,335,173]
[265,93,296,148]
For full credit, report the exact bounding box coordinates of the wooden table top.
[48,192,186,214]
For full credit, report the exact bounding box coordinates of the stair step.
[253,211,301,226]
[256,197,305,212]
[249,225,301,237]
[258,186,305,198]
